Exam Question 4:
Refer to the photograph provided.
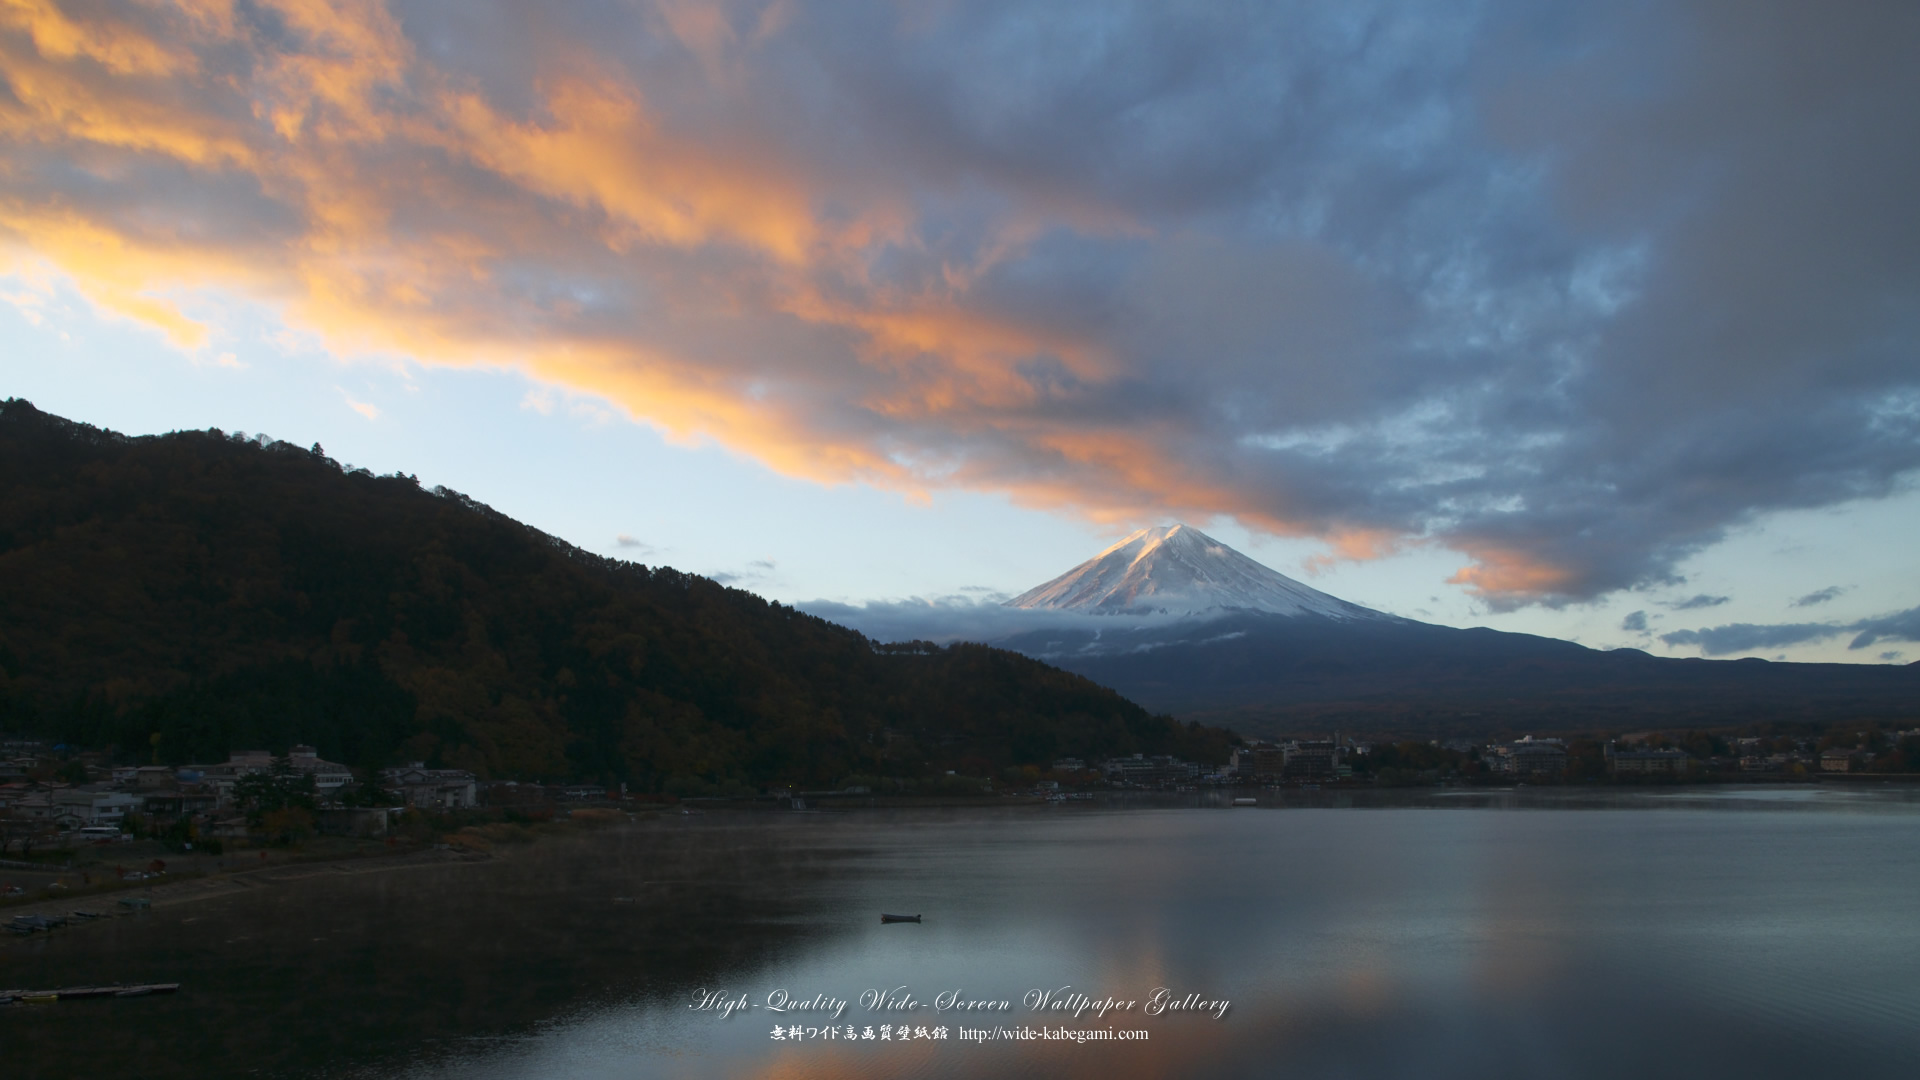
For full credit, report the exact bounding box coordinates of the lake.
[6,786,1919,1079]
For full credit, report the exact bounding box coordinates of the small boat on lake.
[880,913,921,924]
[8,914,66,933]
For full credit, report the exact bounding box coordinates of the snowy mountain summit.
[1005,523,1391,619]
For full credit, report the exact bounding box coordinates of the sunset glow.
[4,0,1918,658]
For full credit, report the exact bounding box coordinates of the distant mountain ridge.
[1007,523,1391,619]
[983,525,1920,739]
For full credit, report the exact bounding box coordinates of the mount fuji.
[1005,524,1393,621]
[969,526,1920,740]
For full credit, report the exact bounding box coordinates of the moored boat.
[8,914,66,933]
[879,913,921,923]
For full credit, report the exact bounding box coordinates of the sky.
[3,0,1918,664]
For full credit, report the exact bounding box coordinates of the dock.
[0,983,180,1006]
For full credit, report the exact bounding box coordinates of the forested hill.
[0,399,1227,788]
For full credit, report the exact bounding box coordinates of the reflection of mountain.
[988,531,1920,739]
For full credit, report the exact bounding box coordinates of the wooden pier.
[0,983,180,1006]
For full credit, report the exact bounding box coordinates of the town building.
[6,788,57,820]
[381,764,479,809]
[1820,749,1861,773]
[1281,741,1340,781]
[134,765,177,789]
[1104,754,1200,787]
[287,745,354,793]
[1231,744,1286,780]
[1487,737,1567,779]
[51,788,144,828]
[1607,745,1690,775]
[191,746,355,803]
[139,789,220,821]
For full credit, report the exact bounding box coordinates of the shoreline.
[2,846,488,942]
[11,778,1916,939]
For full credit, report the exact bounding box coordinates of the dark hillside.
[0,399,1225,785]
[996,612,1920,740]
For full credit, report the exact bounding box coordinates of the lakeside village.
[3,723,1916,922]
[5,721,1917,860]
[1074,724,1920,790]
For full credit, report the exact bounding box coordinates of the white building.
[288,745,354,793]
[381,764,479,809]
[51,789,145,827]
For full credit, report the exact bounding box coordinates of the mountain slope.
[990,610,1920,739]
[1007,523,1390,618]
[988,533,1920,739]
[0,399,1229,783]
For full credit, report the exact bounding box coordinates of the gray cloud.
[614,535,657,556]
[1792,586,1846,608]
[1847,606,1920,651]
[1621,610,1649,633]
[1660,622,1842,656]
[5,2,1918,609]
[1662,604,1920,656]
[712,558,780,588]
[1880,651,1904,662]
[1666,594,1731,611]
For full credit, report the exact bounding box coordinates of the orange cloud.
[0,210,221,346]
[441,80,841,264]
[1446,547,1578,603]
[0,0,196,76]
[0,0,1589,603]
[1302,528,1409,575]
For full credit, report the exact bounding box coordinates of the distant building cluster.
[1228,741,1347,782]
[3,722,1916,845]
[0,733,681,855]
[1065,725,1920,791]
[380,764,479,810]
[0,741,499,851]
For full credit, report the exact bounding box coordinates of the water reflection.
[6,790,1919,1079]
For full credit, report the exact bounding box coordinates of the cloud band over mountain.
[1661,606,1920,657]
[3,1,1917,608]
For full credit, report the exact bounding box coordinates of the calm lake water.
[6,787,1920,1079]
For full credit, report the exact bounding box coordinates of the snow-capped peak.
[1004,523,1390,619]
